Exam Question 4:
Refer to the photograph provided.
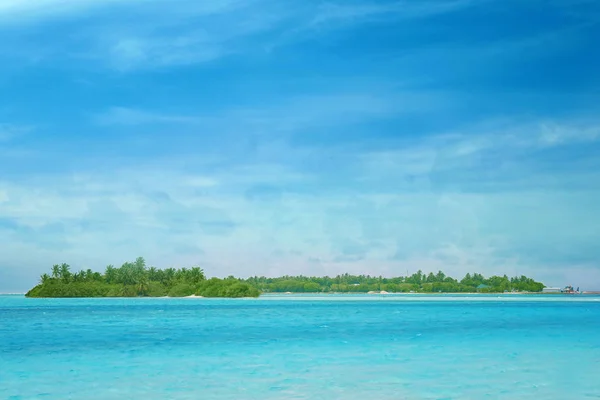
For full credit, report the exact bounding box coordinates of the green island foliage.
[26,257,259,298]
[26,257,546,298]
[245,271,545,294]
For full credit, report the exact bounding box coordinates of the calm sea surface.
[1,294,600,399]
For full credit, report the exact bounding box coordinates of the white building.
[542,287,561,293]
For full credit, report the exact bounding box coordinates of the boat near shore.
[563,285,581,294]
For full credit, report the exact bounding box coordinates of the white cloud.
[266,0,485,51]
[0,0,136,22]
[93,90,436,135]
[310,0,478,26]
[354,118,600,193]
[0,0,272,70]
[0,0,488,71]
[107,34,228,71]
[3,176,598,290]
[538,121,600,146]
[0,0,238,23]
[2,114,599,291]
[87,1,286,70]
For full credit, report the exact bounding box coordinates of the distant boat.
[562,285,580,294]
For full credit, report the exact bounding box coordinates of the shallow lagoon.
[1,294,599,399]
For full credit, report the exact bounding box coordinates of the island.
[25,257,547,298]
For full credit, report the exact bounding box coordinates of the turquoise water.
[1,294,600,399]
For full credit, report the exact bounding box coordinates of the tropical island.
[25,257,547,298]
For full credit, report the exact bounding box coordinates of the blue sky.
[1,0,599,292]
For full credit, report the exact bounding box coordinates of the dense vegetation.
[26,257,259,298]
[247,271,545,293]
[26,257,545,298]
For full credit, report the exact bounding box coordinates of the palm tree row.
[42,257,206,288]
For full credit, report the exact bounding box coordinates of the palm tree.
[132,264,147,286]
[190,267,205,284]
[105,265,117,284]
[120,262,138,285]
[121,264,134,285]
[60,263,71,282]
[164,268,176,285]
[72,271,84,282]
[136,277,149,296]
[148,267,158,281]
[40,273,50,284]
[134,257,146,269]
[51,264,60,279]
[436,270,446,282]
[133,257,146,281]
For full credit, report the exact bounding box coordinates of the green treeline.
[246,271,545,293]
[26,257,259,298]
[26,257,545,298]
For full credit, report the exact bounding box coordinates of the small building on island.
[542,286,580,294]
[542,287,562,293]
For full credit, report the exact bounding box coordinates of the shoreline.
[8,292,600,300]
[261,291,585,295]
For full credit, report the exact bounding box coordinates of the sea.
[1,294,599,399]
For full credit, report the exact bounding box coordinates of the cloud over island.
[1,0,599,291]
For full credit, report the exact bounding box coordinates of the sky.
[0,0,599,292]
